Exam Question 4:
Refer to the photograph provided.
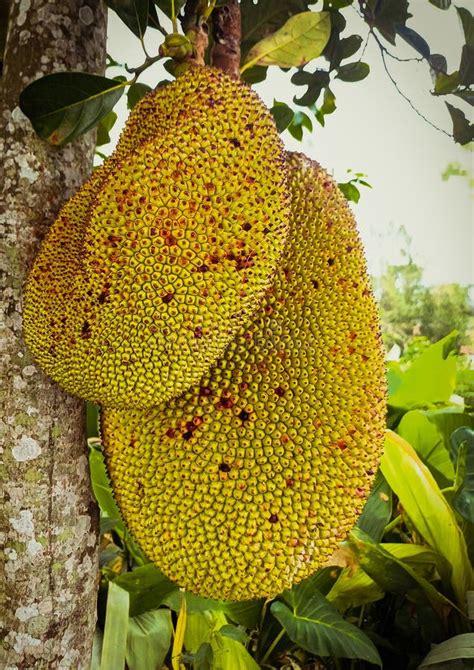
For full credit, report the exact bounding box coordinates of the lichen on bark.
[0,1,107,667]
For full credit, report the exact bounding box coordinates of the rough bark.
[0,1,107,667]
[211,0,241,78]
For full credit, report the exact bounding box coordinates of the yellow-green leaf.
[241,11,330,73]
[381,431,473,607]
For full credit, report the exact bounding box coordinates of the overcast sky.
[105,2,473,287]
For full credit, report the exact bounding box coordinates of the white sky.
[106,2,473,287]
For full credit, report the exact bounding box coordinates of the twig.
[125,53,163,80]
[211,0,241,78]
[373,31,452,139]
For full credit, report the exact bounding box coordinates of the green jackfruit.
[101,152,387,601]
[23,67,289,408]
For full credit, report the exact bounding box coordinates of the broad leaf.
[104,0,148,38]
[127,82,152,110]
[459,44,474,86]
[154,0,186,19]
[362,0,411,45]
[242,12,331,71]
[88,441,122,523]
[327,565,384,611]
[338,181,361,203]
[282,566,342,608]
[339,35,363,61]
[240,0,310,58]
[397,25,430,58]
[450,428,474,523]
[19,72,126,146]
[113,564,176,617]
[349,529,458,614]
[388,332,458,409]
[397,410,455,485]
[101,582,129,670]
[446,103,474,145]
[218,624,249,644]
[271,593,381,665]
[419,633,474,667]
[435,71,460,94]
[183,611,258,670]
[96,110,118,147]
[356,471,393,541]
[221,600,264,630]
[292,68,330,106]
[288,110,313,140]
[336,61,370,82]
[381,431,473,607]
[270,101,294,133]
[126,609,173,670]
[457,7,474,47]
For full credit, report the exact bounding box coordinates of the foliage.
[88,332,474,669]
[373,234,473,352]
[18,0,474,146]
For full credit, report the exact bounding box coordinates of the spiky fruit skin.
[23,67,289,408]
[101,153,387,601]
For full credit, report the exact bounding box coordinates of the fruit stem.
[210,0,241,78]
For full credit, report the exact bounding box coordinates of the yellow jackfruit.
[101,152,387,601]
[23,67,289,408]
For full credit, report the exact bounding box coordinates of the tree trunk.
[0,2,107,667]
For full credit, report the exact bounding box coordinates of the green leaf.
[450,428,474,523]
[339,34,363,60]
[221,601,264,630]
[388,332,458,409]
[419,633,474,667]
[91,628,103,670]
[242,11,331,72]
[271,594,381,665]
[381,431,473,607]
[348,529,459,614]
[288,110,313,140]
[88,441,122,523]
[212,630,259,670]
[362,0,411,45]
[282,566,342,607]
[240,65,268,85]
[192,642,213,670]
[357,471,393,542]
[292,68,330,107]
[154,0,185,19]
[397,410,455,485]
[435,70,460,94]
[240,0,311,59]
[19,72,126,146]
[218,624,249,644]
[104,0,148,38]
[457,7,474,47]
[429,0,451,9]
[336,61,370,82]
[101,582,129,670]
[127,82,152,110]
[126,609,173,670]
[327,564,385,611]
[183,611,258,670]
[96,111,118,147]
[113,564,176,617]
[459,44,474,86]
[446,103,474,145]
[397,25,430,59]
[338,182,360,202]
[270,101,295,133]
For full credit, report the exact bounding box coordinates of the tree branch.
[181,0,209,67]
[211,0,241,78]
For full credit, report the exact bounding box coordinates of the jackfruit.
[101,152,387,601]
[23,67,289,408]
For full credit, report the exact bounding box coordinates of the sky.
[105,2,473,287]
